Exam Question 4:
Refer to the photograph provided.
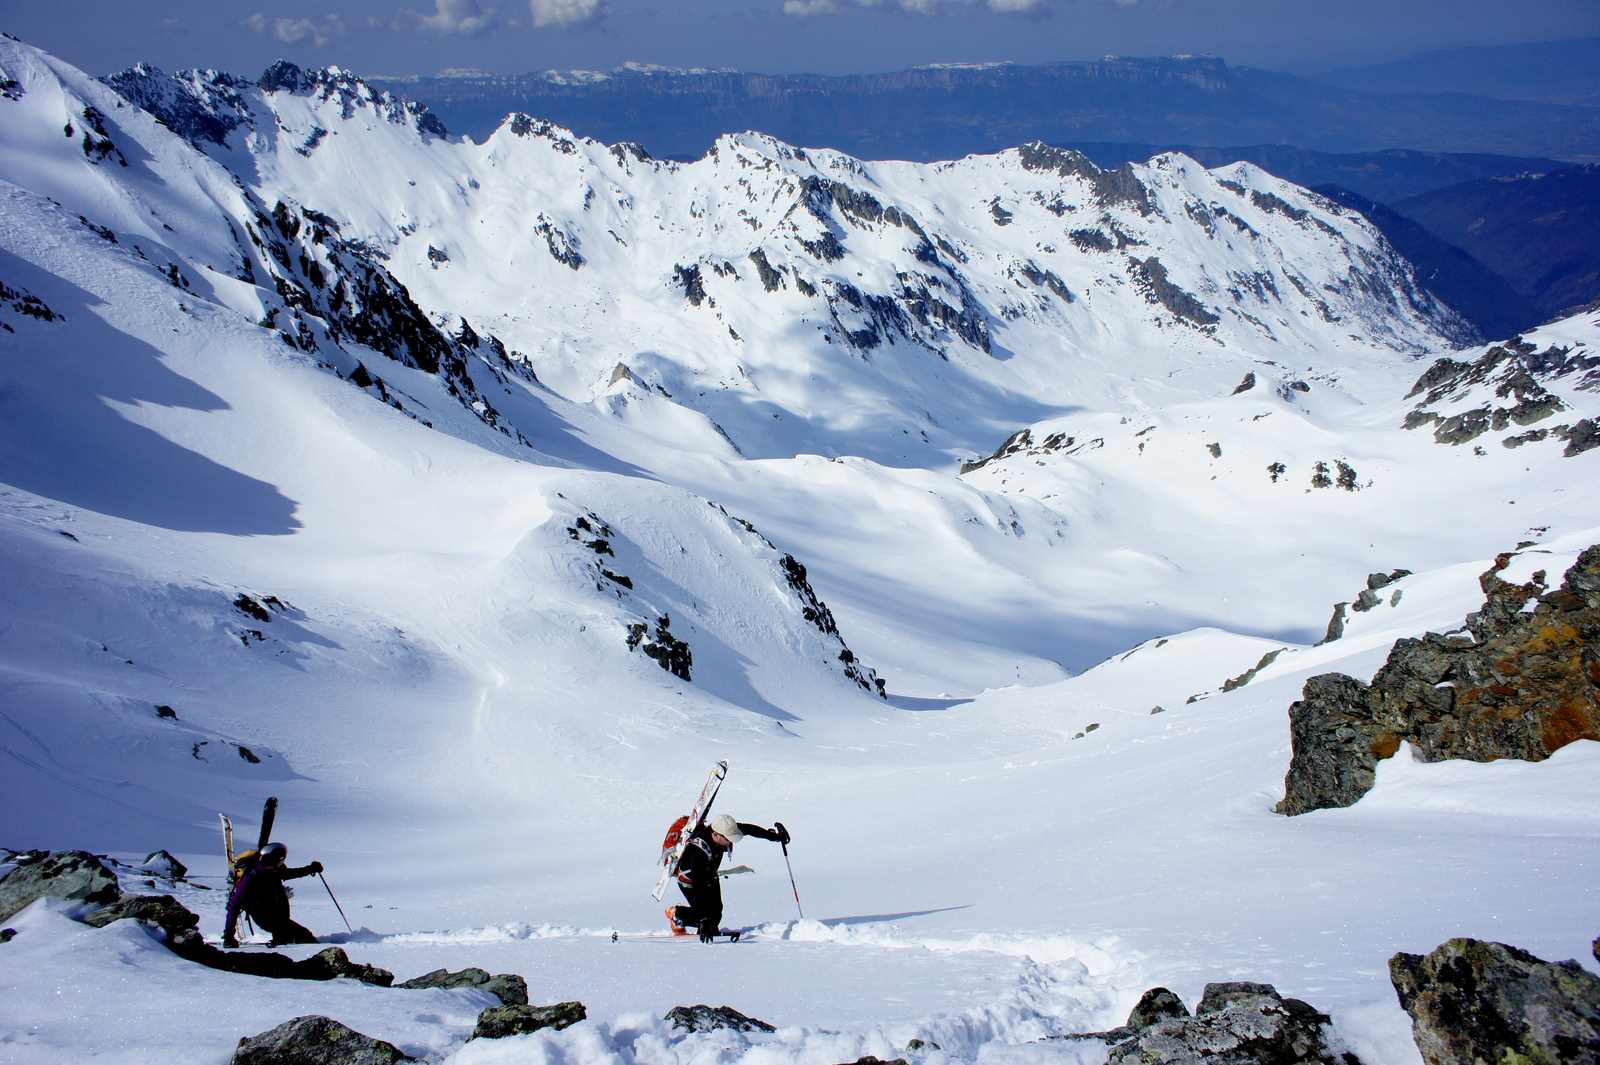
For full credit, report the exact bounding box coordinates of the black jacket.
[676,822,780,887]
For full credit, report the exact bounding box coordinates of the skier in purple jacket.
[222,842,323,947]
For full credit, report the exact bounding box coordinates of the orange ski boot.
[665,906,688,936]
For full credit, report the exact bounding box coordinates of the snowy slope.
[1,34,1598,1065]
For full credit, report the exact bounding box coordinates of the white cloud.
[529,0,602,27]
[988,0,1045,11]
[392,0,500,35]
[243,12,347,48]
[782,0,839,13]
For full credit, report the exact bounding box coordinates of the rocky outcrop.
[1279,544,1600,815]
[665,1004,776,1033]
[1107,981,1353,1065]
[626,614,693,681]
[1390,938,1600,1065]
[1127,255,1220,328]
[471,1001,587,1040]
[397,967,528,1006]
[1060,980,1355,1065]
[0,850,121,921]
[295,948,395,986]
[779,554,886,698]
[83,894,200,946]
[1221,648,1287,692]
[1403,338,1599,451]
[231,1015,413,1065]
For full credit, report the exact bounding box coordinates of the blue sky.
[10,0,1599,78]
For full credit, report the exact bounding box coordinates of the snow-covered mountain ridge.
[98,54,1471,468]
[2,33,1599,1065]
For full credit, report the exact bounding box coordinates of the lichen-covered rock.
[0,850,121,921]
[1276,673,1390,815]
[83,894,201,948]
[1127,986,1190,1028]
[1389,938,1600,1065]
[1279,544,1600,815]
[398,966,528,1005]
[1106,981,1354,1065]
[471,1001,587,1040]
[294,947,394,986]
[665,1004,776,1033]
[230,1015,412,1065]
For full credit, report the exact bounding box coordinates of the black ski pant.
[674,876,723,934]
[255,913,318,946]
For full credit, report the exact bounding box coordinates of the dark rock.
[1280,544,1600,814]
[665,1004,776,1033]
[1106,980,1351,1065]
[1390,938,1600,1065]
[471,1001,587,1040]
[779,553,885,697]
[0,850,122,921]
[295,947,395,987]
[231,1015,412,1065]
[1564,417,1600,457]
[398,967,529,1006]
[155,704,178,719]
[625,614,692,681]
[1352,589,1382,613]
[84,894,201,947]
[1127,256,1220,327]
[0,928,14,943]
[1233,372,1257,395]
[748,249,784,292]
[1127,986,1190,1028]
[1318,602,1348,645]
[673,263,707,306]
[1196,981,1283,1014]
[836,1059,906,1065]
[1222,648,1286,692]
[1207,442,1222,459]
[233,593,272,622]
[1366,569,1412,591]
[905,1038,940,1051]
[1276,673,1388,816]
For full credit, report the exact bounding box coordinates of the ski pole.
[780,841,804,920]
[319,873,353,933]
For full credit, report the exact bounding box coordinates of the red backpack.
[660,815,691,867]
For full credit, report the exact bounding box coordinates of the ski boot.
[665,906,688,936]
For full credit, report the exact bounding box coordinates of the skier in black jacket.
[667,813,789,941]
[222,842,324,947]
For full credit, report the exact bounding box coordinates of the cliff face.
[1278,544,1600,816]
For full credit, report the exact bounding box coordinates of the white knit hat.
[708,814,743,842]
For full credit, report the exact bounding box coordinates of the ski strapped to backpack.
[651,761,727,901]
[227,796,279,888]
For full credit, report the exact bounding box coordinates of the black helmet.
[261,842,287,862]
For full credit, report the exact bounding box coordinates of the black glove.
[774,821,791,845]
[223,935,239,949]
[699,920,718,943]
[309,861,324,874]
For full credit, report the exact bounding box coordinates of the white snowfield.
[1,33,1598,1065]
